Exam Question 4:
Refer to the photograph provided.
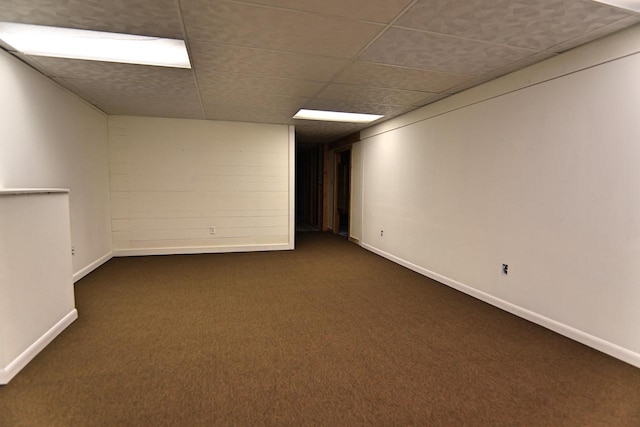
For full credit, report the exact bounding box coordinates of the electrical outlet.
[380,230,384,237]
[502,264,508,276]
[71,246,75,256]
[209,226,216,235]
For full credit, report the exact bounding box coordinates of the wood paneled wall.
[109,116,293,254]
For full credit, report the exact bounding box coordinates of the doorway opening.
[295,143,323,232]
[334,148,351,238]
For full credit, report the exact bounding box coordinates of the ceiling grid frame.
[0,0,638,142]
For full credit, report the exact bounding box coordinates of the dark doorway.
[295,143,323,231]
[334,148,351,238]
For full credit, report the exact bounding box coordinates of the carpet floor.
[1,232,639,426]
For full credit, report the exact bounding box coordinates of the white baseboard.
[0,309,78,385]
[73,251,113,282]
[113,243,294,257]
[360,242,640,369]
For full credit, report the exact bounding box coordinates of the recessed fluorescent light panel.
[0,22,191,68]
[591,0,640,12]
[293,109,383,123]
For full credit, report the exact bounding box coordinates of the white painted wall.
[350,141,363,241]
[0,50,112,281]
[356,25,640,367]
[109,116,294,255]
[0,190,78,384]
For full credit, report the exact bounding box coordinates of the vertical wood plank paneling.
[108,116,292,254]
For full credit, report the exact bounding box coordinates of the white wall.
[356,25,640,367]
[0,50,112,281]
[350,141,363,241]
[0,191,77,384]
[109,116,294,255]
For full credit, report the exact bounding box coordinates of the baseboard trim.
[113,243,293,257]
[73,251,113,282]
[0,309,78,385]
[360,242,640,369]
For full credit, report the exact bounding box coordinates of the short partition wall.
[0,189,77,384]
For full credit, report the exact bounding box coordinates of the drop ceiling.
[1,0,639,143]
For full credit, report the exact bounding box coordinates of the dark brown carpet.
[1,232,639,426]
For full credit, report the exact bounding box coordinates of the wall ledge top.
[0,188,69,195]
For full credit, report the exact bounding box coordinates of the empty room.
[1,0,640,425]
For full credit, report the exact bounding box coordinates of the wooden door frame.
[322,146,330,231]
[321,133,358,232]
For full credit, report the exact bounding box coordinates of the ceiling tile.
[56,74,201,116]
[232,0,414,23]
[316,84,442,107]
[394,0,632,51]
[336,61,474,93]
[197,72,325,98]
[443,51,557,94]
[24,56,195,81]
[440,75,498,96]
[189,42,350,82]
[359,27,534,76]
[55,72,198,100]
[51,77,202,118]
[203,104,295,124]
[199,91,308,111]
[485,51,558,78]
[181,0,383,58]
[548,14,640,53]
[31,58,202,117]
[0,0,183,38]
[101,99,204,119]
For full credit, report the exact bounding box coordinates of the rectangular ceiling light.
[591,0,640,12]
[0,22,191,68]
[293,109,383,123]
